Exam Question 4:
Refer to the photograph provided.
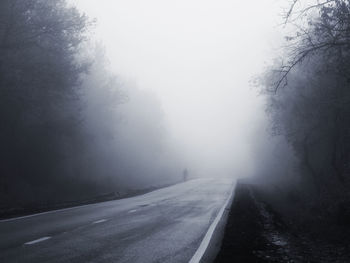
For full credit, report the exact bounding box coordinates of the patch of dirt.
[214,182,350,263]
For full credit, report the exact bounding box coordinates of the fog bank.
[72,0,285,177]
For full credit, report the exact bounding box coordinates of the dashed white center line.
[128,209,137,213]
[92,219,107,224]
[24,236,51,245]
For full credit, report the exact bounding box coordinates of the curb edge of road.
[189,182,236,263]
[0,181,185,223]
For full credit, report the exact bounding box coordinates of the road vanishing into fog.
[0,178,234,263]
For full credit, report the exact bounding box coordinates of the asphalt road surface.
[0,178,234,263]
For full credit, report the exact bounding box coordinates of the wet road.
[0,178,234,263]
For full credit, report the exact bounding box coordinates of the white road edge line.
[0,203,94,223]
[92,219,108,224]
[24,236,51,245]
[0,181,199,223]
[189,184,235,263]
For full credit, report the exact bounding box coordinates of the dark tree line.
[0,0,183,209]
[260,0,350,206]
[0,0,91,205]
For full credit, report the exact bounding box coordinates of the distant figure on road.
[183,168,188,182]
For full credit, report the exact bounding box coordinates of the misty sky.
[71,0,285,177]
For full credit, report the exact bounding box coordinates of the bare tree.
[275,0,350,91]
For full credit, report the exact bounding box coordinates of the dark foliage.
[0,0,92,206]
[260,0,350,208]
[0,0,183,211]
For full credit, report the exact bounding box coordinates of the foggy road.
[0,178,234,263]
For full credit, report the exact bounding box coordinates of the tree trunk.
[302,134,320,194]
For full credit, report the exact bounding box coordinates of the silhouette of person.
[183,168,188,181]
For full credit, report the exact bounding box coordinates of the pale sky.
[71,0,285,177]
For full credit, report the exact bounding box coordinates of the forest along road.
[0,178,235,263]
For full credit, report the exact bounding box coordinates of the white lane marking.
[189,184,235,263]
[128,209,137,213]
[92,219,107,224]
[24,236,51,245]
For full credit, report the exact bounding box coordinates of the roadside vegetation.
[0,0,183,213]
[217,1,350,261]
[260,0,350,225]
